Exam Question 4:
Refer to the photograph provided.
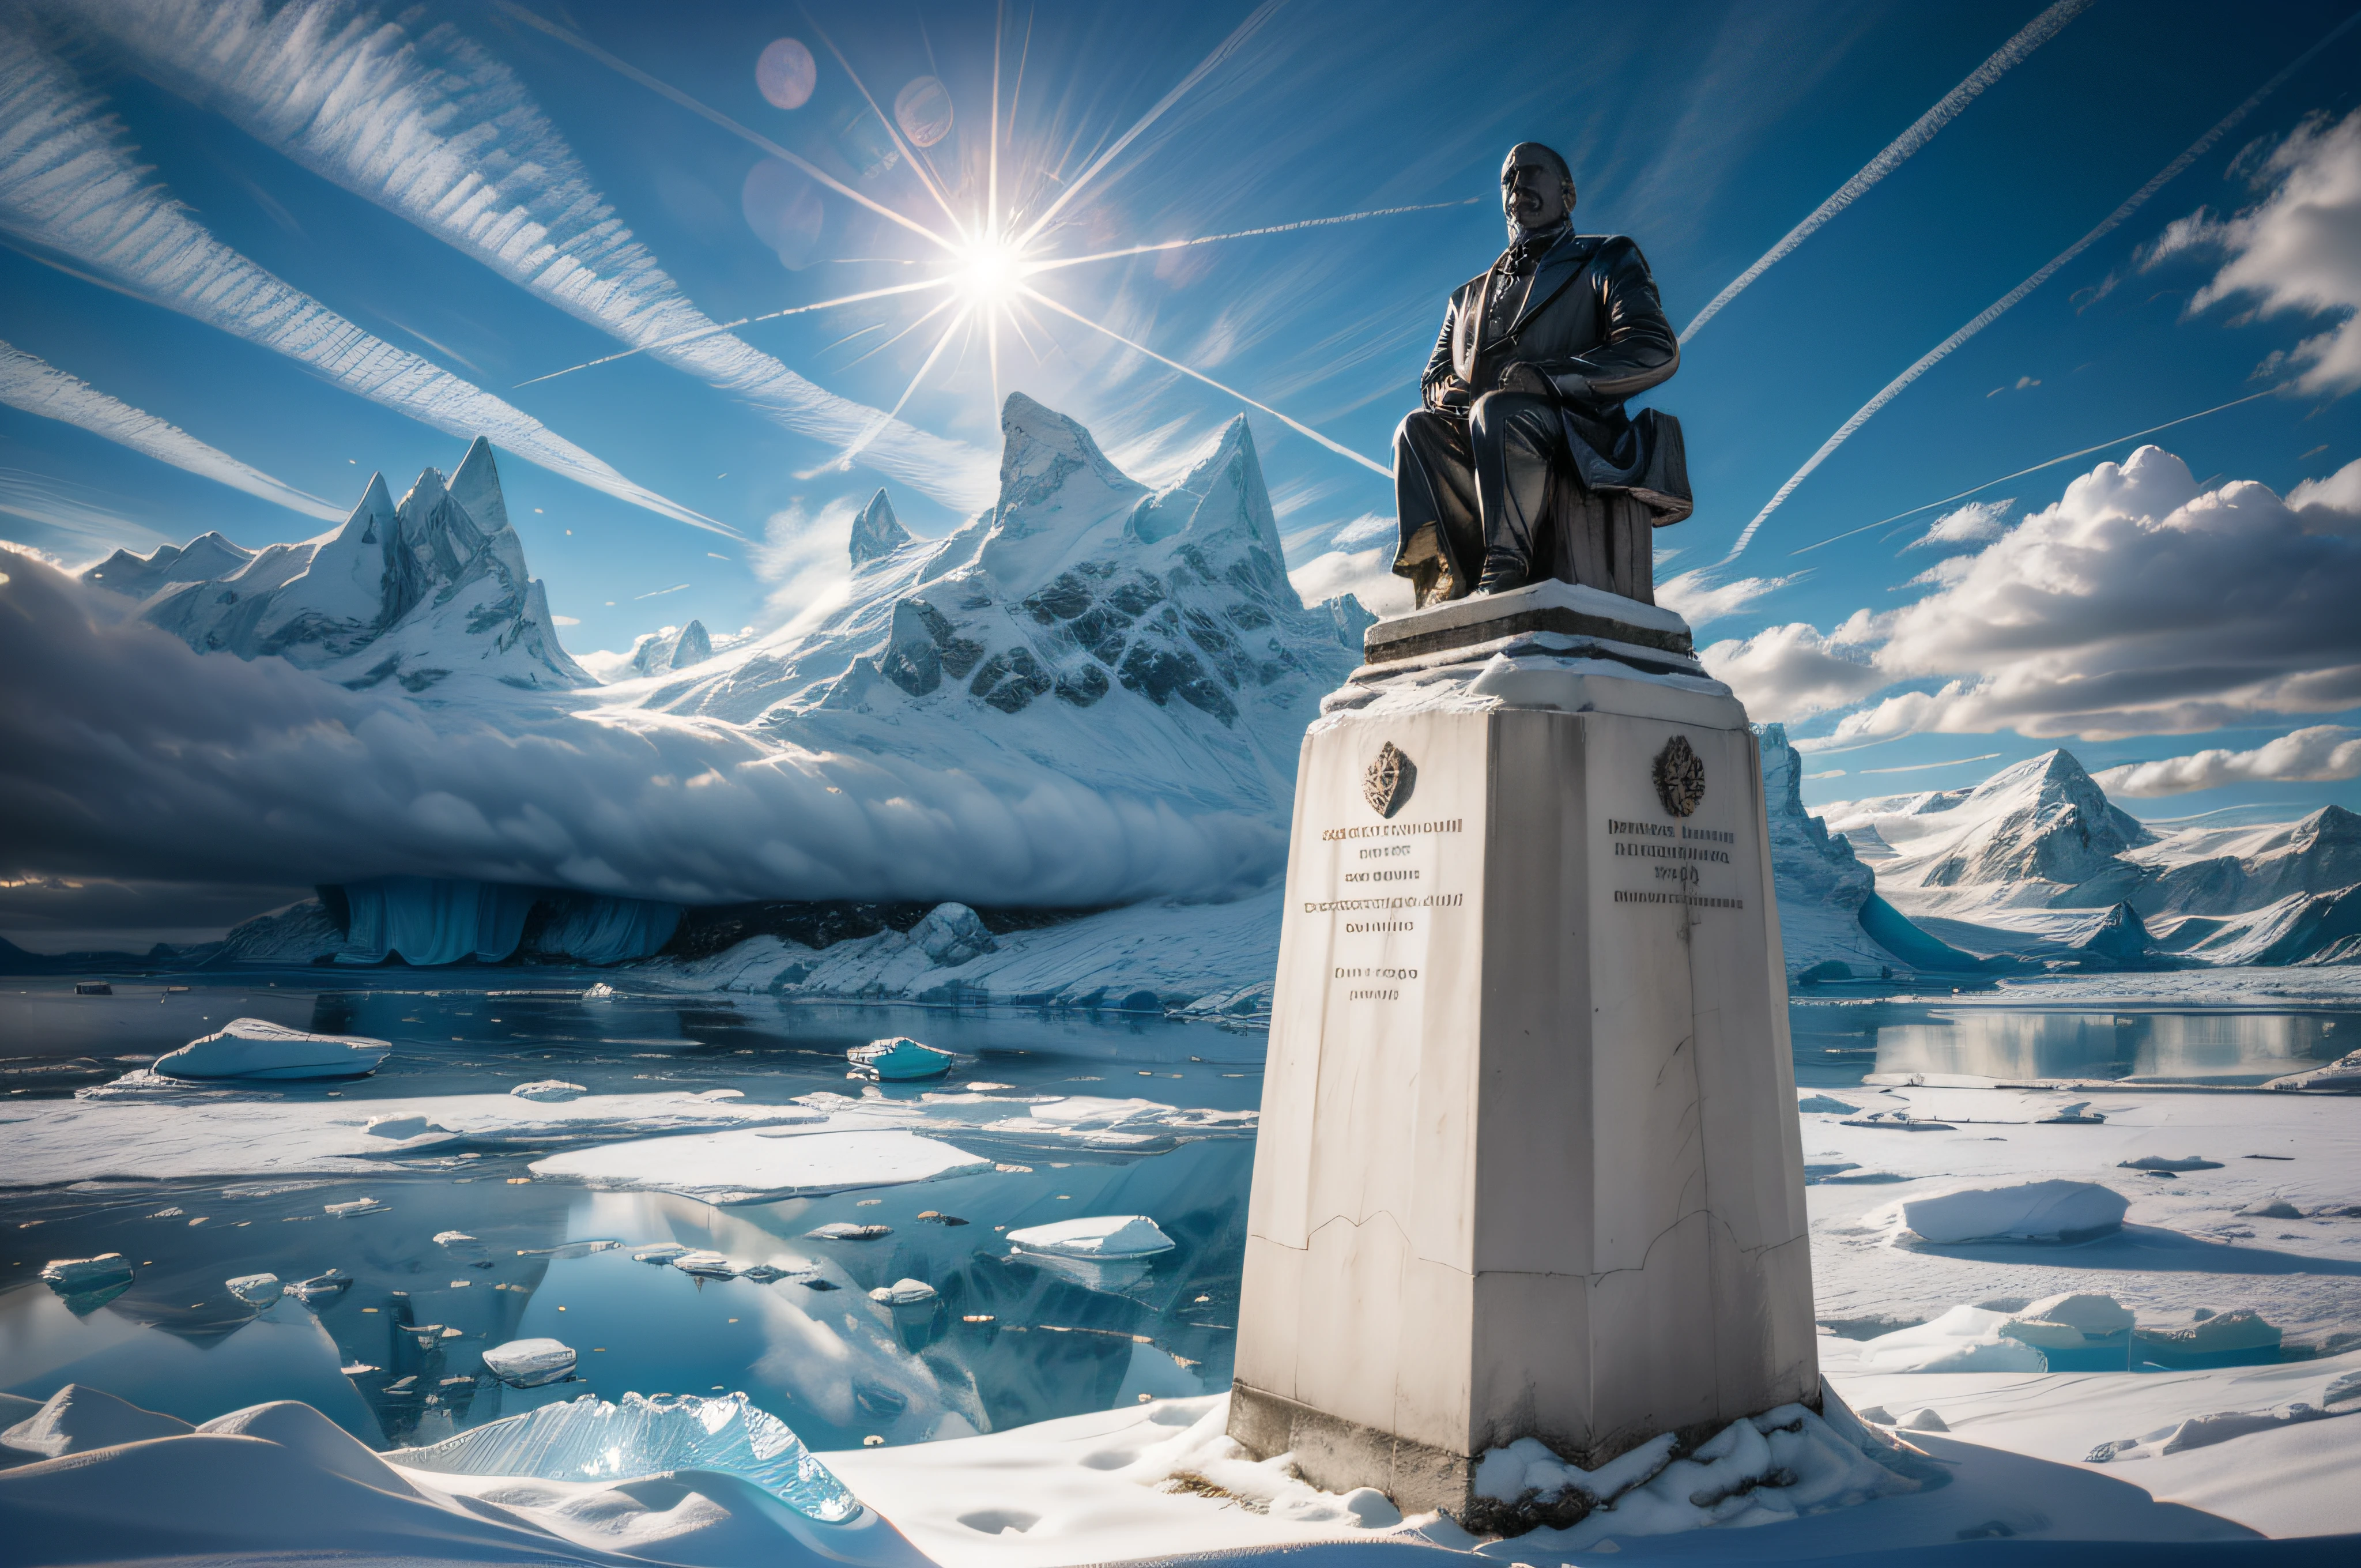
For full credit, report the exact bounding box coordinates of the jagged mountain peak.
[994,391,1144,521]
[848,489,912,567]
[2291,803,2361,849]
[448,436,510,534]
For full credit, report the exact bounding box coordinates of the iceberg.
[2133,1308,2284,1369]
[392,1390,859,1521]
[868,1278,938,1306]
[40,1254,134,1294]
[1006,1215,1175,1259]
[530,1128,990,1204]
[227,1272,283,1309]
[153,1017,390,1080]
[1900,1179,2128,1243]
[480,1338,576,1388]
[847,1036,954,1081]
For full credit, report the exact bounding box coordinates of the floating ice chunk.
[287,1270,350,1303]
[392,1390,857,1521]
[227,1273,283,1308]
[2134,1308,2283,1368]
[2,1385,192,1458]
[40,1255,133,1295]
[2015,1292,2134,1336]
[808,1222,892,1241]
[433,1230,478,1248]
[869,1278,937,1306]
[1796,1095,1859,1114]
[510,1080,587,1102]
[1855,1307,2050,1373]
[1901,1179,2127,1243]
[324,1198,386,1218]
[2119,1155,2223,1173]
[1006,1215,1175,1260]
[153,1017,390,1080]
[583,982,617,1001]
[481,1338,577,1388]
[1998,1292,2134,1368]
[847,1037,954,1081]
[671,1250,736,1278]
[530,1128,990,1204]
[364,1114,448,1140]
[633,1243,690,1264]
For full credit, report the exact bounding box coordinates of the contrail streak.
[801,7,970,245]
[1721,9,2361,564]
[1016,0,1286,250]
[1786,387,2281,556]
[0,338,342,521]
[1681,0,2094,343]
[812,305,971,476]
[0,19,729,538]
[515,280,952,387]
[1021,285,1389,477]
[1024,199,1483,273]
[85,0,995,510]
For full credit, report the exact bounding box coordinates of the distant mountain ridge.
[84,437,586,695]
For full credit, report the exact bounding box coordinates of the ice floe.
[1006,1215,1176,1260]
[848,1036,955,1080]
[1899,1178,2129,1243]
[510,1080,587,1102]
[1854,1307,2052,1373]
[529,1128,991,1203]
[152,1017,391,1080]
[481,1339,577,1388]
[38,1256,132,1296]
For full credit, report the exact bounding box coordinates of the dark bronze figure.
[1392,143,1692,607]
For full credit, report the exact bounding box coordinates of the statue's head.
[1501,142,1574,236]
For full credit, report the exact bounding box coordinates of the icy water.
[2,975,2354,1453]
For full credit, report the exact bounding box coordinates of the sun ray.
[1014,0,1284,251]
[1020,285,1387,477]
[808,304,974,475]
[801,7,971,244]
[989,0,1005,248]
[513,277,955,387]
[1023,199,1481,276]
[495,1,958,255]
[843,294,961,370]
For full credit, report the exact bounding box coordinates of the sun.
[952,236,1025,310]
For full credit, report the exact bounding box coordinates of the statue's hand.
[1497,361,1552,397]
[1428,379,1472,414]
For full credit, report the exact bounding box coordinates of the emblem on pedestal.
[1653,734,1706,817]
[1363,741,1416,818]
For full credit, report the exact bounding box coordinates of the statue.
[1392,143,1692,608]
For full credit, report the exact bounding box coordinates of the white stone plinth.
[1228,612,1816,1515]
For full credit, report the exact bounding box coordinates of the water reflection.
[1792,1002,2353,1086]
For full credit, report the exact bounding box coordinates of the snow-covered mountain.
[82,437,587,695]
[1824,752,2361,966]
[624,394,1372,822]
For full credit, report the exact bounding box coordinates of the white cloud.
[0,339,337,522]
[2288,455,2361,534]
[0,553,1278,907]
[2094,725,2361,796]
[1906,497,2014,550]
[1698,622,1887,723]
[1654,568,1793,629]
[2176,108,2361,394]
[753,497,866,635]
[1824,444,2361,742]
[0,19,722,536]
[83,0,995,510]
[1287,543,1411,616]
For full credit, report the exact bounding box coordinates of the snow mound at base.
[393,1390,857,1521]
[1900,1179,2128,1243]
[154,1017,390,1080]
[1006,1214,1175,1258]
[2,1385,193,1459]
[529,1128,991,1204]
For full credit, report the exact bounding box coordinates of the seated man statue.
[1392,142,1692,608]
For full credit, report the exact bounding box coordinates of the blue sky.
[5,0,2360,825]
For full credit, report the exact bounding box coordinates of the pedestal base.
[1228,591,1816,1515]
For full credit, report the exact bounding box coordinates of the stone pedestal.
[1228,580,1816,1516]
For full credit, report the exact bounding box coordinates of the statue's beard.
[1507,212,1568,243]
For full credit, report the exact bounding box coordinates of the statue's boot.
[1474,557,1530,595]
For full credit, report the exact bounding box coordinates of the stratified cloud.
[2095,725,2361,797]
[0,337,339,522]
[2179,107,2361,395]
[1827,445,2361,742]
[1698,621,1885,723]
[0,549,1278,906]
[79,0,996,510]
[1286,541,1410,617]
[0,16,724,537]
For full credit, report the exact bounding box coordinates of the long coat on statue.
[1394,230,1692,602]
